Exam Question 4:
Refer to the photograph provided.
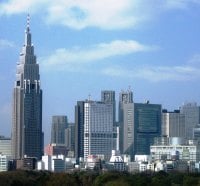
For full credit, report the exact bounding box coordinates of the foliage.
[0,170,200,186]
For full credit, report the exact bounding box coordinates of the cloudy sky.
[1,0,200,144]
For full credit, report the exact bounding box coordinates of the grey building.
[162,110,185,138]
[83,101,114,161]
[180,102,200,139]
[0,136,11,157]
[134,102,162,155]
[193,124,200,140]
[119,90,134,157]
[101,90,116,124]
[75,100,114,161]
[51,116,68,145]
[11,16,43,159]
[65,123,75,151]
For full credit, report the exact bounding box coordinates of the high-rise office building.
[84,101,113,160]
[75,101,85,160]
[134,102,161,156]
[101,90,116,123]
[11,15,43,159]
[101,90,118,150]
[118,90,134,157]
[65,123,75,152]
[75,100,114,161]
[162,110,185,138]
[51,116,68,145]
[180,102,200,139]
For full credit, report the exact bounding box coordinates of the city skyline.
[1,1,200,144]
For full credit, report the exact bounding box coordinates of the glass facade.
[134,103,161,155]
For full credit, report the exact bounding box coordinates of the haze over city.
[1,0,200,144]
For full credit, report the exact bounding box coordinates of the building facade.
[134,102,161,156]
[51,115,68,145]
[118,90,134,158]
[101,90,116,124]
[162,110,185,138]
[75,101,85,160]
[0,136,11,157]
[0,154,11,172]
[84,101,114,160]
[151,137,200,162]
[65,123,75,152]
[193,124,200,140]
[11,15,43,159]
[180,102,200,139]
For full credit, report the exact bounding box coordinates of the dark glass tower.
[11,15,43,160]
[134,102,161,155]
[75,101,85,161]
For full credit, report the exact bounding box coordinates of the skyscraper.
[101,90,116,123]
[134,102,161,155]
[180,102,200,139]
[118,90,134,157]
[84,101,113,160]
[75,100,114,161]
[51,116,68,145]
[162,110,185,138]
[75,101,85,160]
[65,123,75,152]
[11,15,43,159]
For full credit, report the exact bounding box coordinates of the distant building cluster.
[1,16,200,173]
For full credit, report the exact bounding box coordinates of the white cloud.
[0,0,199,30]
[0,0,47,15]
[0,39,14,49]
[0,0,143,29]
[45,0,141,30]
[102,64,200,82]
[40,40,156,71]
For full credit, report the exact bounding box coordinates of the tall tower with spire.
[11,15,43,160]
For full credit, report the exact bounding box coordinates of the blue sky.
[0,0,200,144]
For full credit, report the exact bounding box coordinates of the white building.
[0,154,11,172]
[84,101,114,161]
[0,136,12,157]
[109,150,126,172]
[135,155,152,163]
[151,137,200,162]
[162,110,185,138]
[42,155,51,171]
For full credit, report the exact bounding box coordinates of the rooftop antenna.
[128,85,131,92]
[26,14,30,31]
[88,94,91,101]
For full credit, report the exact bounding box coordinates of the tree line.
[0,170,200,186]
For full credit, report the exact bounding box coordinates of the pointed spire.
[25,14,31,46]
[26,14,30,33]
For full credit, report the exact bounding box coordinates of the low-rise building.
[0,154,11,172]
[151,137,200,162]
[109,150,126,172]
